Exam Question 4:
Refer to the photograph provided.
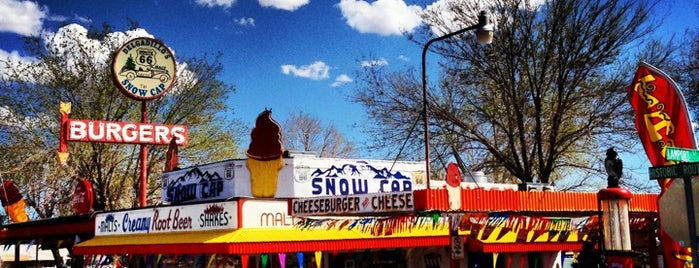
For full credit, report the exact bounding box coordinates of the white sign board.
[658,179,699,246]
[95,201,238,236]
[160,157,425,203]
[289,191,414,216]
[240,199,294,228]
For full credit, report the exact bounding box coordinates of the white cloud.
[397,55,409,62]
[281,61,331,80]
[46,14,68,23]
[0,49,37,80]
[338,0,423,36]
[0,0,47,36]
[425,0,545,36]
[235,17,255,27]
[424,0,470,36]
[259,0,309,11]
[195,0,236,8]
[360,58,389,67]
[331,74,353,87]
[73,14,92,24]
[0,49,35,63]
[0,23,195,95]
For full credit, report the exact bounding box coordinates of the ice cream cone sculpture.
[245,110,284,198]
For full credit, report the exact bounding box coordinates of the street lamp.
[421,10,494,189]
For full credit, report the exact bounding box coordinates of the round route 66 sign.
[112,37,177,101]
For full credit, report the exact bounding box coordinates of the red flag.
[627,62,695,268]
[164,138,178,171]
[628,62,696,169]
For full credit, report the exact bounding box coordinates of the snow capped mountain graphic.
[310,162,410,180]
[366,165,411,180]
[310,164,360,177]
[166,167,224,188]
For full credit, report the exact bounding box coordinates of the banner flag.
[627,61,696,268]
[628,62,696,171]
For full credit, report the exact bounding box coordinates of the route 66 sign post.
[112,37,178,207]
[649,153,699,267]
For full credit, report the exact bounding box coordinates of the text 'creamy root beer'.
[245,110,284,198]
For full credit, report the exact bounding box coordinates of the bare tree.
[282,111,358,158]
[352,0,665,189]
[680,30,699,119]
[0,23,240,218]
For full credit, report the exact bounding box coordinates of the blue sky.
[0,0,430,155]
[0,0,698,161]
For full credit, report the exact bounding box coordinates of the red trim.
[237,199,245,228]
[414,188,658,215]
[74,236,452,255]
[467,239,583,253]
[59,105,69,153]
[482,242,583,253]
[598,187,633,200]
[0,219,94,241]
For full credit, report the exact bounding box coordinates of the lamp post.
[420,10,494,268]
[421,10,494,189]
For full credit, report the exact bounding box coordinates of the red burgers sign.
[66,119,187,146]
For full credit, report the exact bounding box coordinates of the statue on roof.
[604,147,623,188]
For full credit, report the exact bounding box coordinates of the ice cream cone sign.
[0,180,29,223]
[446,162,462,210]
[246,109,285,198]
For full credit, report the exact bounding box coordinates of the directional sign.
[648,162,699,180]
[658,179,699,246]
[665,146,699,162]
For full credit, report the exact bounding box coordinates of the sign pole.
[682,176,699,267]
[650,160,699,266]
[111,37,178,208]
[139,101,148,207]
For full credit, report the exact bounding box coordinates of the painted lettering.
[150,83,166,96]
[371,192,413,211]
[200,180,224,198]
[313,178,371,196]
[199,211,230,227]
[67,120,187,145]
[379,180,411,192]
[311,177,323,195]
[121,38,172,59]
[98,215,120,233]
[152,209,172,231]
[167,183,197,203]
[172,209,193,230]
[260,212,292,227]
[122,213,151,233]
